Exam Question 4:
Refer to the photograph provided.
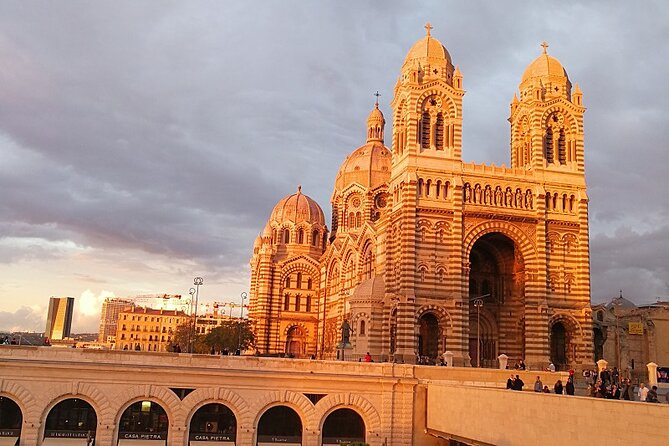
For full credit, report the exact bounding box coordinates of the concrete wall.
[0,346,419,446]
[427,383,669,446]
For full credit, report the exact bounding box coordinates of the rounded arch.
[314,393,381,434]
[42,396,98,440]
[549,312,584,340]
[413,88,458,118]
[540,106,580,135]
[463,221,536,264]
[112,385,181,428]
[415,305,453,330]
[182,387,252,431]
[251,390,315,432]
[0,381,37,425]
[38,384,109,434]
[283,322,310,338]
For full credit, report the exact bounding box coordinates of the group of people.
[530,375,575,394]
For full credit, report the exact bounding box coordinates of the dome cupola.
[401,23,455,86]
[519,42,572,102]
[268,185,326,227]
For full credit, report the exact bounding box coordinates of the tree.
[172,320,207,353]
[204,320,254,354]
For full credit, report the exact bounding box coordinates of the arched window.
[306,296,311,312]
[312,230,319,246]
[418,178,424,196]
[285,276,291,288]
[283,229,290,244]
[355,212,361,228]
[435,112,444,150]
[307,278,313,289]
[348,212,354,228]
[436,180,441,198]
[294,295,301,312]
[545,127,554,163]
[426,179,431,197]
[421,111,430,150]
[284,294,290,311]
[360,320,366,335]
[297,273,302,289]
[558,129,566,164]
[297,228,304,244]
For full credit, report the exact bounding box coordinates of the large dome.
[334,142,391,193]
[269,186,326,226]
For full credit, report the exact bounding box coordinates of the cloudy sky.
[1,0,668,333]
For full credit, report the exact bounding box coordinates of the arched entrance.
[550,322,568,370]
[321,408,365,445]
[256,406,302,445]
[43,398,97,445]
[285,326,306,357]
[118,400,168,445]
[0,396,22,445]
[417,313,439,362]
[189,403,236,444]
[468,232,525,366]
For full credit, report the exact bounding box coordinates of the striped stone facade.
[250,26,593,370]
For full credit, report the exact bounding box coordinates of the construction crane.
[199,301,248,318]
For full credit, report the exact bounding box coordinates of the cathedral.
[249,25,593,370]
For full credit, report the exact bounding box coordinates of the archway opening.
[43,398,97,445]
[118,400,168,445]
[285,326,306,358]
[189,403,236,445]
[257,406,302,445]
[468,232,525,366]
[0,396,22,445]
[417,313,439,362]
[321,408,365,445]
[550,322,568,370]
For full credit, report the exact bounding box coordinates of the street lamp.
[238,292,248,353]
[190,277,204,353]
[612,291,623,372]
[473,299,483,368]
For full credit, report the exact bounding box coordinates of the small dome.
[350,276,385,302]
[334,142,391,193]
[521,43,569,84]
[269,186,326,226]
[366,101,385,143]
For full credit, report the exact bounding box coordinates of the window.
[306,296,311,312]
[297,228,304,244]
[297,272,302,289]
[360,320,366,335]
[284,295,290,311]
[285,276,291,288]
[295,295,301,312]
[307,278,313,289]
[283,229,290,244]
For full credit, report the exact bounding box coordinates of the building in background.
[45,297,74,341]
[592,296,669,380]
[115,306,187,352]
[98,297,134,343]
[250,25,593,370]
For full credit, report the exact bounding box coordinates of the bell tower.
[510,42,586,173]
[391,24,465,165]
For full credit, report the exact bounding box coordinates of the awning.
[117,441,166,446]
[0,437,18,446]
[41,439,90,446]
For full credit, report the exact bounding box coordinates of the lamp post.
[613,291,623,372]
[238,292,248,353]
[473,299,483,368]
[190,277,204,353]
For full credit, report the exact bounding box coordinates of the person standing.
[554,379,563,395]
[566,377,575,395]
[638,383,649,402]
[621,378,632,400]
[534,376,543,392]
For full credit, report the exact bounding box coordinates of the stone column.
[498,354,509,370]
[444,351,454,367]
[647,362,658,387]
[19,421,39,446]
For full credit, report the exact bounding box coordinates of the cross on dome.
[424,23,433,36]
[541,41,549,54]
[374,90,381,106]
[297,185,302,193]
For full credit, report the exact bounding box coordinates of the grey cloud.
[0,0,668,306]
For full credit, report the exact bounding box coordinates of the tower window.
[284,294,290,311]
[421,112,430,150]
